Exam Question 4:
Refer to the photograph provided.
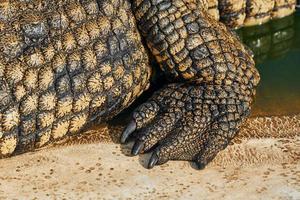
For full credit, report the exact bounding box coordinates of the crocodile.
[208,0,296,28]
[0,0,275,169]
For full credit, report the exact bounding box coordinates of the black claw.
[131,140,144,156]
[121,120,136,143]
[147,152,159,169]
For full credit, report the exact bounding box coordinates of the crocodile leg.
[122,83,251,168]
[122,0,260,168]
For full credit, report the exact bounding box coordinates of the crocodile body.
[0,0,267,168]
[207,0,296,28]
[0,0,151,156]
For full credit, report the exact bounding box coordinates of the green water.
[237,11,300,116]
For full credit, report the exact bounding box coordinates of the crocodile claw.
[131,140,144,155]
[120,120,136,143]
[148,152,159,169]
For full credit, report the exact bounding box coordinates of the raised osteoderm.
[3,0,292,169]
[0,0,151,156]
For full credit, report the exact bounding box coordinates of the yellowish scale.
[38,112,55,128]
[36,129,51,147]
[14,84,26,101]
[113,66,125,79]
[118,9,128,23]
[82,48,97,70]
[182,71,195,79]
[103,77,114,90]
[74,93,91,112]
[85,1,99,15]
[102,2,114,17]
[52,119,70,139]
[132,84,141,98]
[2,107,19,132]
[52,54,67,73]
[1,34,24,58]
[99,63,112,76]
[39,92,56,111]
[0,135,17,156]
[86,20,101,40]
[112,18,125,32]
[62,32,77,52]
[23,69,38,90]
[97,17,111,35]
[112,86,121,97]
[66,3,86,24]
[39,66,54,90]
[43,44,56,62]
[69,113,88,133]
[133,67,141,80]
[21,95,38,115]
[27,51,44,67]
[94,42,108,59]
[75,25,90,47]
[91,95,106,109]
[6,61,24,84]
[56,96,73,118]
[87,73,103,93]
[68,52,81,69]
[123,73,133,89]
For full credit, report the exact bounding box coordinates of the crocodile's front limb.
[121,0,260,168]
[0,0,151,157]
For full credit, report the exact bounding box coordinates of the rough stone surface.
[0,137,299,199]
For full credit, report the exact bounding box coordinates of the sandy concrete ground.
[0,116,299,199]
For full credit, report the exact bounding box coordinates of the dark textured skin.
[0,0,261,169]
[121,0,260,168]
[0,0,151,157]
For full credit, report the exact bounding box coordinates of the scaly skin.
[206,0,220,21]
[0,0,151,157]
[213,0,296,28]
[0,0,261,169]
[121,0,260,168]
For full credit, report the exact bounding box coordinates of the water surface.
[237,11,300,116]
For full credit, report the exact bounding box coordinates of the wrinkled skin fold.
[0,0,260,169]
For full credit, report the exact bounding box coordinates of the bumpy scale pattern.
[132,0,259,87]
[218,0,247,28]
[120,0,260,168]
[0,0,151,157]
[244,0,276,27]
[217,0,296,28]
[206,0,219,21]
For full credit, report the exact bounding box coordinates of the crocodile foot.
[121,83,251,169]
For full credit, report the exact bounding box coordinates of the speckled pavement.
[0,115,299,199]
